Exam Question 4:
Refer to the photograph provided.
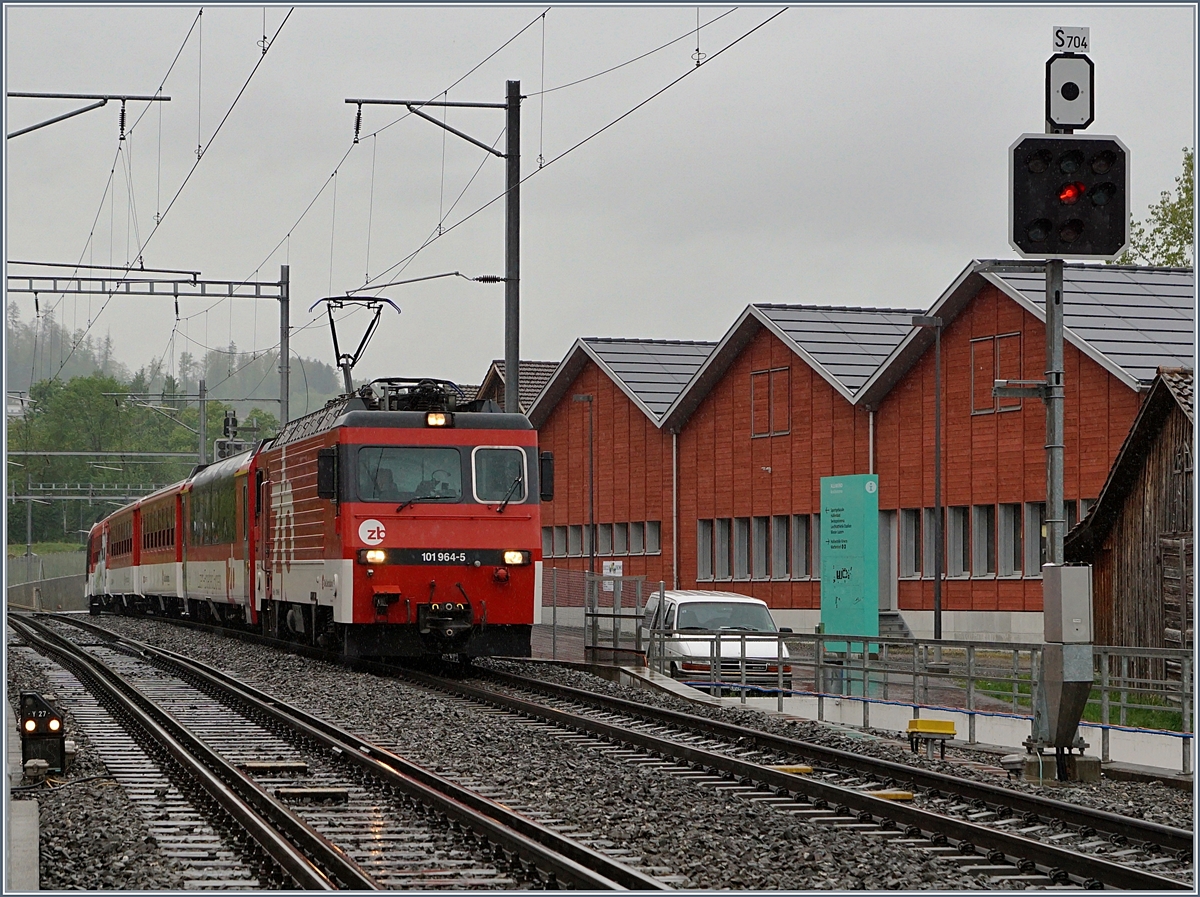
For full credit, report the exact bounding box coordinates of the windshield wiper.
[396,495,457,513]
[495,475,524,513]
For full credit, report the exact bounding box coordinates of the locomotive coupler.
[418,600,473,641]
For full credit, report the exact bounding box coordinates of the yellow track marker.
[865,789,914,801]
[768,764,814,774]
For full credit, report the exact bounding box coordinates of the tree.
[1114,147,1195,267]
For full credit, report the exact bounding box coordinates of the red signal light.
[1058,182,1086,204]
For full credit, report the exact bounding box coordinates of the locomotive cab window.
[473,447,528,504]
[357,447,463,502]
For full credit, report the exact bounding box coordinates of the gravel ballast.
[83,617,1194,888]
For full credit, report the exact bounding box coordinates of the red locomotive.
[87,378,553,659]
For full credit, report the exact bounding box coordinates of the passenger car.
[640,590,792,690]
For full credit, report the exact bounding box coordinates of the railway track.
[52,612,1193,890]
[10,614,667,890]
[386,666,1193,890]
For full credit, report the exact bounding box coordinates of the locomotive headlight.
[426,412,451,427]
[48,718,61,732]
[23,719,36,733]
[360,549,387,565]
[502,550,530,566]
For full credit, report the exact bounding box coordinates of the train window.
[472,447,528,504]
[357,446,462,503]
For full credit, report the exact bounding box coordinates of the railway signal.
[20,691,66,772]
[1009,133,1129,259]
[1046,53,1094,130]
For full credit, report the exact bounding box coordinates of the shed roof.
[528,338,716,427]
[858,260,1196,406]
[1065,367,1194,561]
[660,303,920,431]
[477,360,560,412]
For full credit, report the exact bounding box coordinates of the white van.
[641,590,792,690]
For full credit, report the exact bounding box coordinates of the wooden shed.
[1065,368,1194,649]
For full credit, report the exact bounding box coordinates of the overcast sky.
[4,5,1196,401]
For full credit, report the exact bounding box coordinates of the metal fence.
[645,629,1194,771]
[539,568,658,663]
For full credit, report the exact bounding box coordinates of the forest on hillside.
[6,303,345,545]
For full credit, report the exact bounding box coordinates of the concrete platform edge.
[7,703,40,891]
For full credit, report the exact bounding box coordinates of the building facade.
[532,261,1195,642]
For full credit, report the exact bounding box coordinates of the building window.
[1080,498,1096,520]
[811,512,821,579]
[948,506,970,577]
[752,516,770,580]
[1024,502,1046,577]
[899,509,922,578]
[542,527,553,558]
[733,517,751,580]
[791,515,809,578]
[598,523,613,556]
[568,525,583,557]
[697,520,713,580]
[714,519,732,580]
[971,332,1023,414]
[646,521,661,554]
[614,523,629,555]
[772,516,790,579]
[582,524,593,560]
[999,503,1022,577]
[750,368,790,437]
[922,507,941,578]
[1065,499,1078,533]
[553,526,567,558]
[630,522,645,554]
[972,504,996,576]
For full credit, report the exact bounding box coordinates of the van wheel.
[669,662,681,679]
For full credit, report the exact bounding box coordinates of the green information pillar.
[820,474,880,653]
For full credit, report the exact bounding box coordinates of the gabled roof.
[528,338,716,428]
[660,304,921,431]
[858,260,1196,407]
[1065,367,1194,560]
[476,360,559,412]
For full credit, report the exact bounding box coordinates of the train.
[86,378,553,659]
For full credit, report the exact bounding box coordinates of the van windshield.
[676,601,777,632]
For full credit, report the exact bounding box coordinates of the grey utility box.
[1042,564,1093,643]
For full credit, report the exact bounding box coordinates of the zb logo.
[835,566,853,581]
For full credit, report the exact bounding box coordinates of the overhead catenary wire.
[241,7,549,286]
[364,8,785,291]
[527,7,738,96]
[354,127,504,294]
[50,8,294,381]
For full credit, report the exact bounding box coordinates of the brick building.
[532,261,1194,642]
